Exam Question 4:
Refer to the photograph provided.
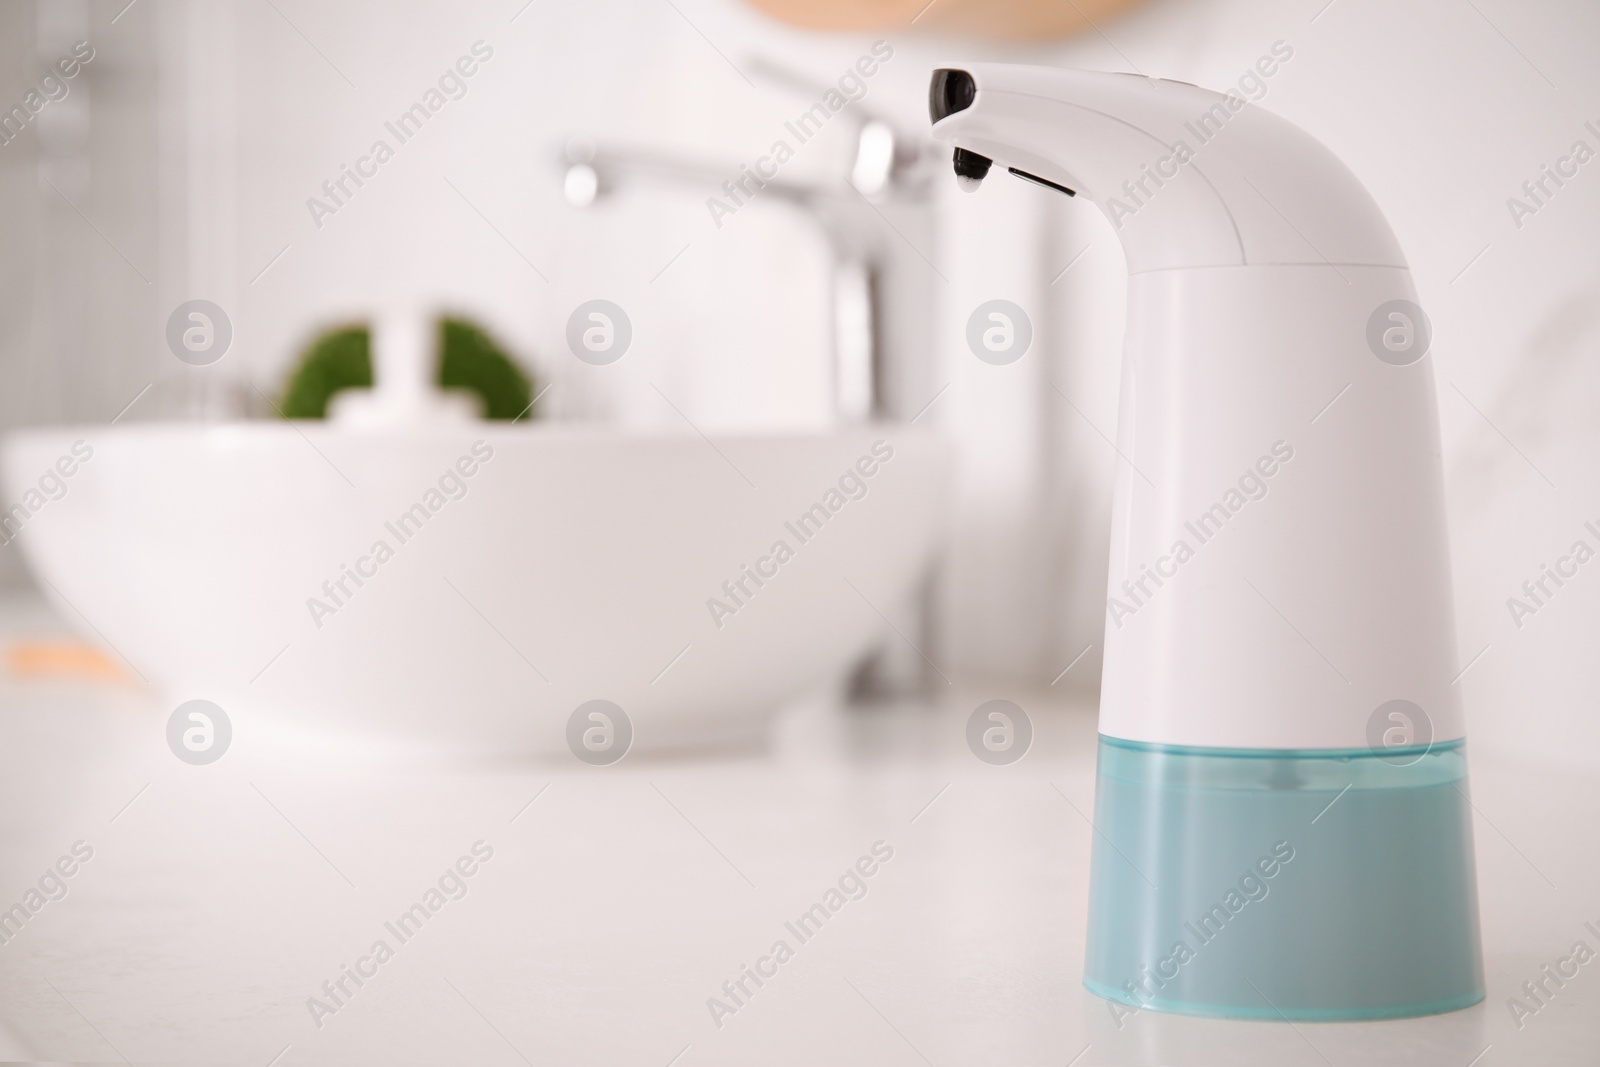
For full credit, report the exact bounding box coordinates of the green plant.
[279,317,536,420]
[280,325,371,419]
[438,317,533,420]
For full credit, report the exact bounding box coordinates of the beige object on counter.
[741,0,1150,39]
[4,640,132,684]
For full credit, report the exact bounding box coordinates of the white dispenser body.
[1102,264,1461,750]
[931,62,1464,752]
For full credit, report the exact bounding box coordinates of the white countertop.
[0,594,1596,1065]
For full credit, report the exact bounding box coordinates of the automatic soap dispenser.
[931,64,1484,1020]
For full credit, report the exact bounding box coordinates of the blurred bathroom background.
[1,0,1597,768]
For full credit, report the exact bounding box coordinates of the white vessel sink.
[1,422,945,758]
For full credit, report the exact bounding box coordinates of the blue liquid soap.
[1083,736,1484,1020]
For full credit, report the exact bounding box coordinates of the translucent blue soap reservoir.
[1083,736,1485,1020]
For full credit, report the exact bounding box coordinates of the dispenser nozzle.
[952,147,991,192]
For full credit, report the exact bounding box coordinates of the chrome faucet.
[560,56,942,424]
[560,65,945,696]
